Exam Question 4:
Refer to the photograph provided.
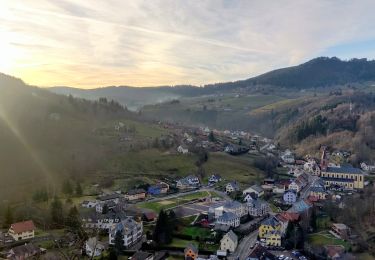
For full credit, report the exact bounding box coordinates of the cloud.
[1,0,375,88]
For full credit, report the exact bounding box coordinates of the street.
[229,230,258,260]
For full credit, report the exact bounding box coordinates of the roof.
[277,212,300,222]
[218,212,238,222]
[10,220,35,234]
[261,217,280,227]
[185,243,198,254]
[227,181,239,189]
[143,211,157,220]
[247,244,276,260]
[132,251,154,260]
[310,186,326,193]
[225,230,238,242]
[244,185,263,194]
[109,217,141,236]
[214,223,231,232]
[86,237,105,250]
[326,166,363,175]
[224,200,242,209]
[8,243,40,257]
[288,200,312,213]
[324,245,345,259]
[332,223,349,230]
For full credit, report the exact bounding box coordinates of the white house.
[8,220,35,241]
[177,145,189,154]
[176,175,200,189]
[226,181,240,193]
[248,199,269,217]
[216,212,240,228]
[223,201,248,217]
[208,174,222,184]
[85,237,105,257]
[109,217,143,248]
[243,185,264,197]
[288,180,302,193]
[283,190,297,205]
[81,200,97,208]
[220,230,238,253]
[281,150,295,164]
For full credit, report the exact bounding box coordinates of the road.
[300,175,320,199]
[229,230,258,260]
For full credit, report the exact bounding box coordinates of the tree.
[153,210,176,245]
[62,180,73,195]
[114,231,124,255]
[3,205,13,228]
[66,206,80,230]
[102,204,109,214]
[208,131,215,142]
[75,182,83,196]
[50,197,64,227]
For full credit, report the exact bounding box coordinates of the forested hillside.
[0,73,137,201]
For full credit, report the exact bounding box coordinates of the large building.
[109,217,143,248]
[320,147,364,190]
[321,166,364,190]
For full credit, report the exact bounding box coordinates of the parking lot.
[172,200,226,218]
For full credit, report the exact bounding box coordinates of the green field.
[179,226,212,239]
[308,232,350,249]
[138,191,211,212]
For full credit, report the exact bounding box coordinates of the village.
[0,124,374,260]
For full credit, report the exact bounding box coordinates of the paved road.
[300,175,319,199]
[229,230,258,260]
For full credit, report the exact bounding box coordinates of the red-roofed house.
[8,220,36,241]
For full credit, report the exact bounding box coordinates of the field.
[308,232,350,250]
[138,191,212,212]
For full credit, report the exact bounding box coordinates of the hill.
[205,57,375,90]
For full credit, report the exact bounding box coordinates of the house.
[304,159,321,176]
[81,200,97,208]
[85,237,105,258]
[309,185,327,200]
[131,251,154,260]
[248,199,269,217]
[225,181,240,193]
[177,175,200,189]
[272,183,287,194]
[124,189,146,201]
[96,200,117,213]
[243,185,264,197]
[184,243,198,260]
[331,223,350,240]
[82,212,127,230]
[8,220,35,241]
[321,166,364,190]
[324,245,345,260]
[7,243,42,260]
[264,230,282,247]
[259,217,281,238]
[280,150,295,164]
[243,193,256,203]
[223,201,248,217]
[360,162,375,173]
[208,174,222,184]
[247,244,276,260]
[109,217,143,248]
[143,212,157,222]
[288,180,302,193]
[148,182,169,195]
[224,144,249,155]
[216,212,240,228]
[288,199,312,214]
[283,190,297,205]
[97,193,120,204]
[220,230,238,253]
[177,145,189,154]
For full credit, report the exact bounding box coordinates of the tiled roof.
[218,212,238,222]
[326,166,362,174]
[225,230,238,242]
[10,220,35,234]
[262,217,280,227]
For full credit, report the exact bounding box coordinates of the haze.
[1,0,375,88]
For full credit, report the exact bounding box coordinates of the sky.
[1,0,375,88]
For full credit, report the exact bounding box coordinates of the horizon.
[2,1,375,89]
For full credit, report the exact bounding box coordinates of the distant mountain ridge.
[49,57,375,109]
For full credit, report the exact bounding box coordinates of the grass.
[169,238,198,248]
[138,191,212,212]
[204,152,264,185]
[179,226,212,239]
[308,232,350,250]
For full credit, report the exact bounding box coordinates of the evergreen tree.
[62,180,73,195]
[50,197,64,227]
[75,182,83,196]
[114,231,124,255]
[102,204,109,214]
[66,206,80,229]
[3,205,13,228]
